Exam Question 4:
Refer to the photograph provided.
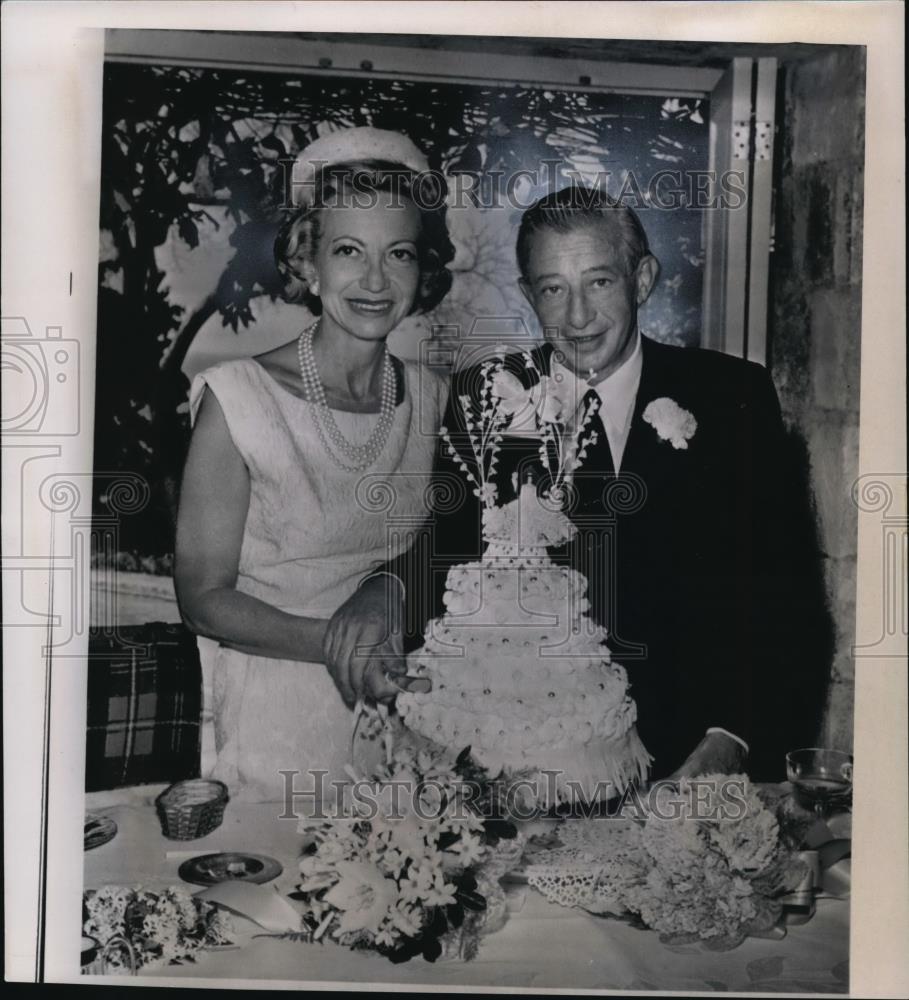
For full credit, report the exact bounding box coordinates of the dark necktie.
[575,389,614,489]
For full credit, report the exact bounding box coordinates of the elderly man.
[325,184,828,782]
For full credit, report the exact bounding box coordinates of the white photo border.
[1,2,905,995]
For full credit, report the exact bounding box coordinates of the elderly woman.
[175,130,454,801]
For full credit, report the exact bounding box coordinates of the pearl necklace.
[297,321,397,472]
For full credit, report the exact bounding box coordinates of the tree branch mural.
[95,62,707,567]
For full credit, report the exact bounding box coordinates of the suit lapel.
[620,336,680,486]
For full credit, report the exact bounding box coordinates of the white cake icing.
[398,485,651,806]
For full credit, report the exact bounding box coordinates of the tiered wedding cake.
[397,483,651,807]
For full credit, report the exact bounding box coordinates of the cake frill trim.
[472,728,653,810]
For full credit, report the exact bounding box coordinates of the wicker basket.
[155,779,229,840]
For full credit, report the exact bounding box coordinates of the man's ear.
[518,277,534,308]
[635,254,660,305]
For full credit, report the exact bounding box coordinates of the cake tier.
[397,533,652,805]
[441,559,592,623]
[481,485,577,550]
[403,623,633,709]
[415,624,611,663]
[398,674,638,750]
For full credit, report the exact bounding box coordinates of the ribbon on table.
[775,833,851,932]
[816,840,851,899]
[791,817,852,898]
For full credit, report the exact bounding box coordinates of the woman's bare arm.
[174,387,329,663]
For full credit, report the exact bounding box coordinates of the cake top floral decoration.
[440,347,601,513]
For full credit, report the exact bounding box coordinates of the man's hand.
[323,576,409,707]
[667,731,747,781]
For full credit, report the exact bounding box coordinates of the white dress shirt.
[551,330,643,472]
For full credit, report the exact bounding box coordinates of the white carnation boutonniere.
[642,397,697,450]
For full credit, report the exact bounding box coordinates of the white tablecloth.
[83,785,850,992]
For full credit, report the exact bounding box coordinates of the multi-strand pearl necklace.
[297,320,397,472]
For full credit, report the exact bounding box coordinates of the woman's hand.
[323,575,411,707]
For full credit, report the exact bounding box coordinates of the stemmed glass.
[785,747,853,820]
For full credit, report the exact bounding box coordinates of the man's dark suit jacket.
[387,336,830,780]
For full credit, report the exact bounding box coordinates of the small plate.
[84,814,117,851]
[178,852,283,886]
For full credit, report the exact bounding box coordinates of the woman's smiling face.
[305,198,423,343]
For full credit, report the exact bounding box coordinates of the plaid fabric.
[85,622,202,791]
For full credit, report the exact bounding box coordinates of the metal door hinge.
[755,121,773,160]
[733,120,773,161]
[733,120,750,159]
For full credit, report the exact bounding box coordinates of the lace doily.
[523,819,644,915]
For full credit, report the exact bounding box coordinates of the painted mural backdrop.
[96,62,708,564]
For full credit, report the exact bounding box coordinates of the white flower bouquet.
[526,774,808,950]
[82,885,234,973]
[290,744,521,963]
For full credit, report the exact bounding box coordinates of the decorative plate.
[84,814,118,851]
[178,852,283,886]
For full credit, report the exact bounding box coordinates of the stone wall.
[768,47,865,751]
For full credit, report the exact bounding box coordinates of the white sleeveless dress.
[189,356,447,802]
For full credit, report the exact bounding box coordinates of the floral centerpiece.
[525,774,808,950]
[290,744,522,963]
[82,885,234,973]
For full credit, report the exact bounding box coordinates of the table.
[83,785,849,992]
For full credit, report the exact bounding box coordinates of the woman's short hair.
[274,159,455,315]
[516,185,651,279]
